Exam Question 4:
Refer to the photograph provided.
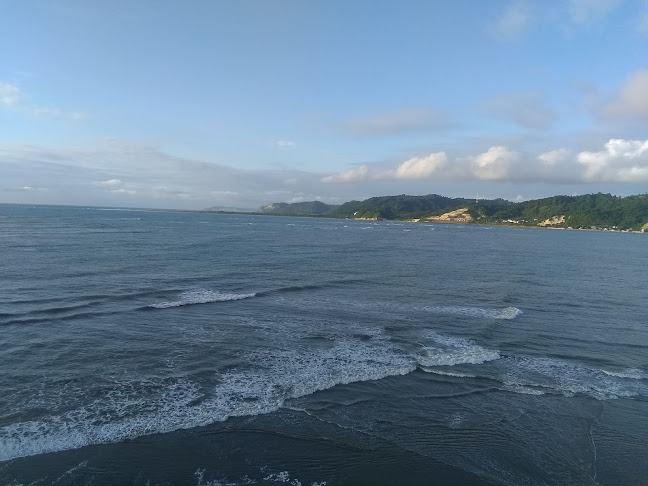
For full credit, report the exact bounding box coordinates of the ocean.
[0,204,646,485]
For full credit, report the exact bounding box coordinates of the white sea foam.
[263,471,300,484]
[195,468,257,486]
[420,305,522,320]
[417,332,501,367]
[502,385,545,396]
[0,376,205,462]
[0,330,416,462]
[502,357,648,400]
[420,368,476,378]
[326,299,522,321]
[149,289,256,309]
[601,368,645,380]
[2,322,642,464]
[418,348,500,367]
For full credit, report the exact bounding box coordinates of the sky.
[1,0,647,210]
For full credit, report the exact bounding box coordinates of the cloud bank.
[1,138,646,210]
[322,138,648,184]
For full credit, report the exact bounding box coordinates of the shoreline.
[399,218,646,233]
[2,202,644,233]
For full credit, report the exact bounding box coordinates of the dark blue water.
[1,204,647,485]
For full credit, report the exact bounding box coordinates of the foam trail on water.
[421,305,522,320]
[3,324,642,463]
[600,368,645,380]
[502,357,648,400]
[0,331,416,462]
[149,289,256,309]
[417,332,501,367]
[322,299,523,321]
[502,384,545,396]
[420,368,477,378]
[1,328,505,462]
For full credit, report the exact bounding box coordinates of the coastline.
[400,218,646,233]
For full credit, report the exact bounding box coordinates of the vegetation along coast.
[242,193,648,233]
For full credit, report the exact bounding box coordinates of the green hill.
[259,200,336,216]
[469,193,648,230]
[326,194,488,219]
[256,193,648,231]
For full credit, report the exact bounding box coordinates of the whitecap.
[502,384,545,396]
[420,368,476,378]
[149,289,256,309]
[420,305,522,320]
[0,330,416,462]
[600,368,644,380]
[502,357,648,400]
[417,332,501,367]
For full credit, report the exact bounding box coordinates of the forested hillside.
[259,201,335,216]
[255,193,648,230]
[469,193,648,230]
[326,194,482,219]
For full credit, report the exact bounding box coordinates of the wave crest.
[421,305,522,320]
[418,332,501,367]
[149,289,256,309]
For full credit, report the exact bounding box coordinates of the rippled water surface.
[1,204,647,485]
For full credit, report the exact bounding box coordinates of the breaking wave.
[601,368,645,380]
[149,289,257,309]
[420,305,522,320]
[502,357,648,400]
[418,332,501,367]
[1,326,645,463]
[0,329,491,462]
[420,369,477,378]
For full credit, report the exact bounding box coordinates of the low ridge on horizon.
[255,192,648,232]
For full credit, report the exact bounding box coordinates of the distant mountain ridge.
[257,193,648,231]
[259,200,334,216]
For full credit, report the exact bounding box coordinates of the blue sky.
[1,0,647,209]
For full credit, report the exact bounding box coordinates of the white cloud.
[2,138,647,210]
[0,140,343,209]
[275,140,296,149]
[109,188,137,195]
[94,179,123,187]
[343,107,450,135]
[392,152,447,179]
[492,1,531,40]
[323,147,518,183]
[577,139,648,181]
[20,186,48,191]
[481,91,555,130]
[321,140,648,185]
[0,83,22,108]
[538,148,572,166]
[568,0,621,23]
[324,153,447,182]
[471,146,519,180]
[603,69,648,120]
[0,81,87,119]
[322,165,370,183]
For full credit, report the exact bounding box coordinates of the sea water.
[0,204,646,485]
